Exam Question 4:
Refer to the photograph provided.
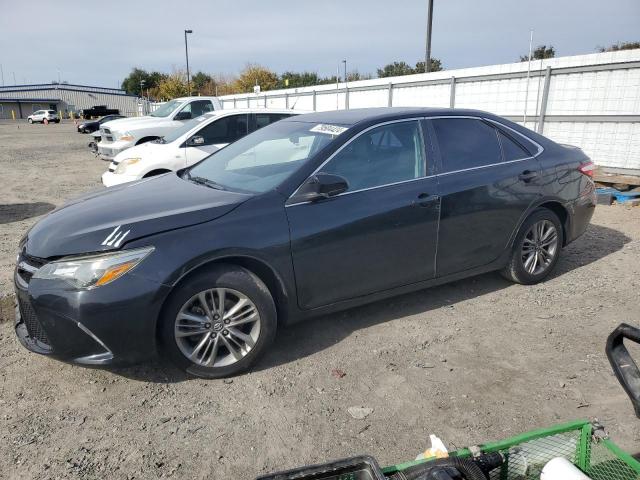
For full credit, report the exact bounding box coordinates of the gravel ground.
[0,121,639,479]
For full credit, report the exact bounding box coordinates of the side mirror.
[607,323,640,418]
[174,111,192,121]
[187,135,205,146]
[296,173,348,202]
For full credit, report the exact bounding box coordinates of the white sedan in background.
[102,109,297,187]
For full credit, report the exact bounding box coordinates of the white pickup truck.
[97,96,222,160]
[101,108,297,187]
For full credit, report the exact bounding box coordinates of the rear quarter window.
[432,118,502,173]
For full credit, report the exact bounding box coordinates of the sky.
[0,0,638,89]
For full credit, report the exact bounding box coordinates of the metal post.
[184,29,193,94]
[537,66,552,134]
[313,90,317,111]
[523,29,533,125]
[388,82,393,107]
[343,59,349,109]
[285,93,289,109]
[264,95,267,108]
[449,76,456,108]
[233,97,237,108]
[425,0,434,73]
[336,65,340,110]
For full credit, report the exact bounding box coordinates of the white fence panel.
[219,50,640,172]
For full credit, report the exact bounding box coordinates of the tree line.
[122,41,638,100]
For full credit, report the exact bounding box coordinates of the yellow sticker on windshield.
[310,124,348,135]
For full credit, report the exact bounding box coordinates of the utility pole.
[342,59,347,85]
[184,29,193,94]
[12,72,16,85]
[523,29,534,125]
[57,69,61,84]
[0,64,4,86]
[336,65,340,110]
[425,0,434,72]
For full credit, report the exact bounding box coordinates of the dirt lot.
[0,121,639,479]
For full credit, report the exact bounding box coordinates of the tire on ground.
[159,264,277,378]
[500,207,564,285]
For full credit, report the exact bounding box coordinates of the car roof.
[201,108,304,118]
[280,107,500,127]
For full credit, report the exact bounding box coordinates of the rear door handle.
[518,170,538,182]
[413,192,439,208]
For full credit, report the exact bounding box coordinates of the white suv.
[28,110,60,124]
[97,96,221,161]
[102,109,297,187]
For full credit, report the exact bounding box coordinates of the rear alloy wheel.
[160,265,277,378]
[501,208,563,284]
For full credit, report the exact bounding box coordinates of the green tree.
[414,58,443,73]
[156,71,189,99]
[191,71,213,93]
[234,64,279,93]
[121,68,165,96]
[377,61,415,78]
[598,41,640,52]
[520,45,555,62]
[277,71,320,89]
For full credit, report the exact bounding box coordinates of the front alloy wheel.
[174,288,261,367]
[160,264,277,378]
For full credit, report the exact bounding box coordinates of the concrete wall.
[220,50,640,172]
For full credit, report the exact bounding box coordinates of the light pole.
[342,59,348,109]
[425,0,434,73]
[184,29,193,94]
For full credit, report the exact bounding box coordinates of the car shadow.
[109,223,630,383]
[0,202,56,224]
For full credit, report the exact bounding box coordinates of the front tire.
[28,118,33,124]
[159,265,277,378]
[501,208,563,285]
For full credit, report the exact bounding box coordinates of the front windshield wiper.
[183,171,227,190]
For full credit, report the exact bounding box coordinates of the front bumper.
[14,255,171,366]
[102,171,140,187]
[98,140,133,160]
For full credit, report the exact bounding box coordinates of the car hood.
[101,116,167,131]
[24,173,252,258]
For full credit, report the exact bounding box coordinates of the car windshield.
[160,114,213,144]
[149,99,182,118]
[185,120,347,193]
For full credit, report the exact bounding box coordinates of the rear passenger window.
[498,131,530,161]
[432,118,501,172]
[254,113,290,130]
[196,114,248,145]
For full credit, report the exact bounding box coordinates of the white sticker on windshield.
[310,124,348,135]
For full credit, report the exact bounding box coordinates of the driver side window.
[320,120,426,192]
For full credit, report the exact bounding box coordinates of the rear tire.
[159,264,277,378]
[500,208,563,285]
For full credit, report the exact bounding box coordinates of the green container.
[383,420,640,480]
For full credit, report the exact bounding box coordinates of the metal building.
[0,83,141,119]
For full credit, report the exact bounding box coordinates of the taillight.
[578,161,595,177]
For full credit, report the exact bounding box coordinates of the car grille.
[16,253,45,285]
[15,252,52,348]
[17,292,51,346]
[100,128,114,143]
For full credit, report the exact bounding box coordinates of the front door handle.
[413,192,439,208]
[518,170,538,182]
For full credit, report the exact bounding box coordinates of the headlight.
[33,246,154,289]
[114,158,142,174]
[118,131,135,142]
